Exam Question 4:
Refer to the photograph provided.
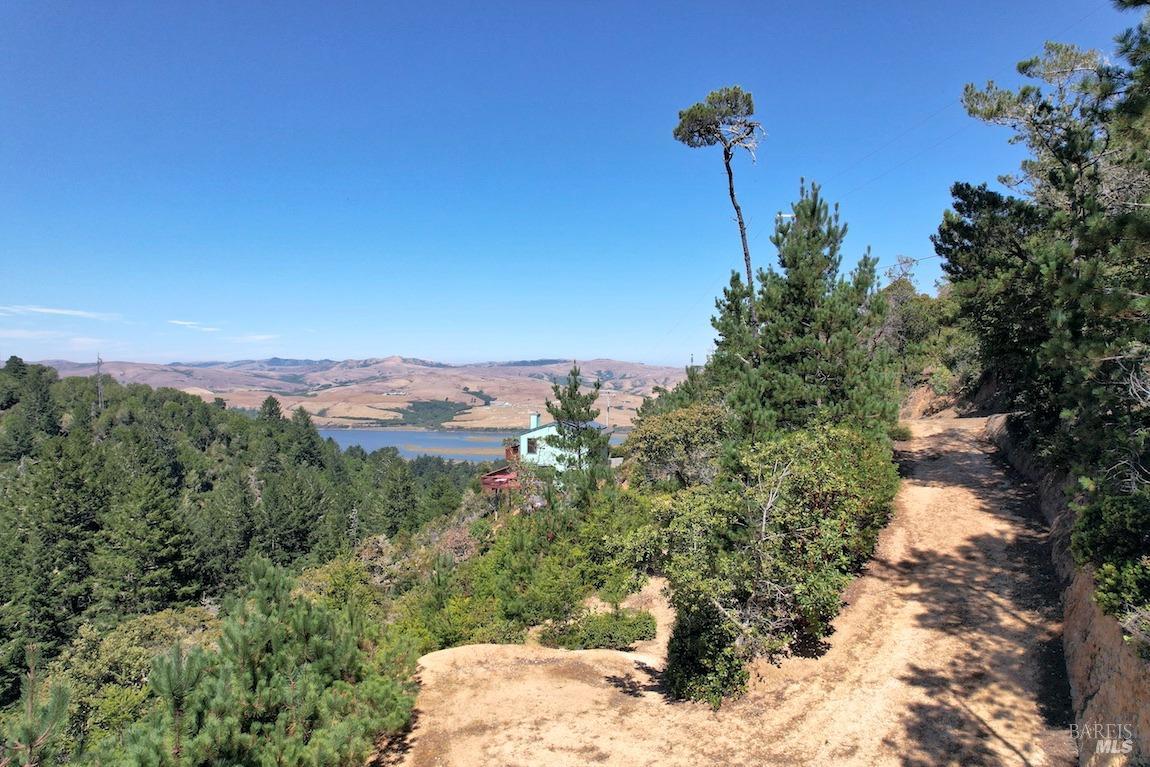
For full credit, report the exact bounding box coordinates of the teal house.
[517,412,606,471]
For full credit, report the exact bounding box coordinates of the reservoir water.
[319,429,517,462]
[320,428,628,462]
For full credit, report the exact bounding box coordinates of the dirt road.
[389,417,1076,766]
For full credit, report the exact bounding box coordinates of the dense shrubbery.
[50,608,220,755]
[90,559,414,766]
[626,402,727,489]
[387,487,654,655]
[658,427,898,704]
[878,264,979,400]
[539,609,656,651]
[1072,491,1150,615]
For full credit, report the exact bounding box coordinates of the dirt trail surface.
[389,417,1076,766]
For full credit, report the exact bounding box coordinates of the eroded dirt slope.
[386,417,1076,767]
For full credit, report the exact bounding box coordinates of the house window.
[527,438,538,455]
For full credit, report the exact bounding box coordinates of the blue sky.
[0,1,1135,365]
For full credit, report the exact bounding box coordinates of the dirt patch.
[391,417,1076,766]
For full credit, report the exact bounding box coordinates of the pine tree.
[0,646,69,767]
[258,396,283,422]
[148,642,206,767]
[674,86,765,329]
[712,182,896,439]
[124,559,413,767]
[544,366,609,475]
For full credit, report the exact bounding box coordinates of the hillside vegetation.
[2,5,1149,764]
[933,22,1150,643]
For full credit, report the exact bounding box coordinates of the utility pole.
[96,354,104,412]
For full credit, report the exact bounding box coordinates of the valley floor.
[382,417,1077,767]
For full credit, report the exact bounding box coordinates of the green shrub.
[49,607,219,754]
[664,608,748,709]
[888,422,913,442]
[1072,490,1150,614]
[539,609,656,651]
[929,366,955,395]
[659,426,897,703]
[627,403,727,489]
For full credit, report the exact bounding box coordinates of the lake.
[319,429,517,462]
[319,428,628,462]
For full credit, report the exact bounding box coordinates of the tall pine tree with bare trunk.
[675,86,764,331]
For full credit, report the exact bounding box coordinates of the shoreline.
[317,424,632,434]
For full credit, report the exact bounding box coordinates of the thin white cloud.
[167,320,220,332]
[229,333,279,343]
[0,328,66,339]
[0,305,119,321]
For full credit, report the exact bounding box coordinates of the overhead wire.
[659,3,1111,360]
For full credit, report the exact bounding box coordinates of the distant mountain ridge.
[45,356,685,430]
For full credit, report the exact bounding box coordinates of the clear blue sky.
[0,1,1134,365]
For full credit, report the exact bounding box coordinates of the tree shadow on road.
[369,708,420,767]
[878,426,1075,766]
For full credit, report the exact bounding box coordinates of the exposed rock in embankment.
[987,415,1150,766]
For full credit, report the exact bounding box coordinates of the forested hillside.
[3,3,1149,765]
[0,358,480,764]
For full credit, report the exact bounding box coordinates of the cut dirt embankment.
[384,418,1077,766]
[988,415,1150,766]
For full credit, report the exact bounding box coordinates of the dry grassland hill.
[46,356,686,429]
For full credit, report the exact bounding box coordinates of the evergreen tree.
[148,642,206,767]
[90,428,201,620]
[187,473,253,593]
[0,646,69,767]
[25,433,106,645]
[257,396,283,422]
[18,367,59,438]
[122,559,413,767]
[544,366,609,476]
[376,455,418,536]
[674,86,764,328]
[3,356,27,380]
[712,182,896,439]
[0,412,35,464]
[284,407,324,467]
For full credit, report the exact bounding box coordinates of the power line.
[840,124,972,200]
[825,101,962,187]
[657,3,1113,347]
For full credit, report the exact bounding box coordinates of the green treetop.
[712,182,896,440]
[675,86,764,329]
[545,366,610,480]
